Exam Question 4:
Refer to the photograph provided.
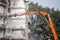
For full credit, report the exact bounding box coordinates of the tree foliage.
[29,2,60,40]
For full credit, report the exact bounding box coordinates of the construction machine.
[7,11,58,40]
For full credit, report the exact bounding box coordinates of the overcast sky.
[29,0,60,10]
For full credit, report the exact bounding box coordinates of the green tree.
[29,2,60,40]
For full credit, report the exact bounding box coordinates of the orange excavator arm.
[17,11,58,40]
[21,11,58,40]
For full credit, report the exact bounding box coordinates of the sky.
[29,0,60,10]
